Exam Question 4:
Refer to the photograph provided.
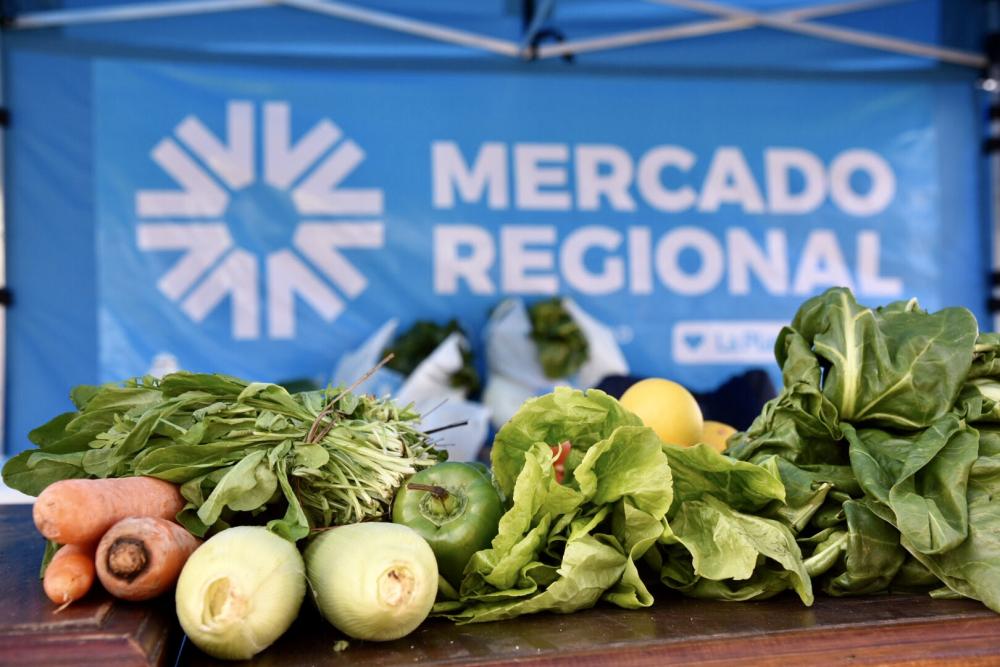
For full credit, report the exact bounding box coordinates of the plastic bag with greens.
[482,298,628,428]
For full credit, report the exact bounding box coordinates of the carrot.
[43,542,96,608]
[33,477,185,545]
[95,517,201,601]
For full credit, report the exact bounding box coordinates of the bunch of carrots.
[35,476,199,609]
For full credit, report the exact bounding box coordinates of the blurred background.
[0,0,993,480]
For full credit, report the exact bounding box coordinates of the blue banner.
[94,60,984,391]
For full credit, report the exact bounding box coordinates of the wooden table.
[0,503,178,666]
[2,504,999,667]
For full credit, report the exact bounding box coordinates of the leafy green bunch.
[527,298,590,380]
[728,287,1000,612]
[382,319,480,396]
[3,372,441,541]
[435,388,811,623]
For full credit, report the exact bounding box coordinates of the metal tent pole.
[278,0,520,57]
[537,0,910,59]
[12,0,275,29]
[987,3,1000,333]
[0,31,7,459]
[649,0,986,68]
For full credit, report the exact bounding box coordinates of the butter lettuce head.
[491,387,641,499]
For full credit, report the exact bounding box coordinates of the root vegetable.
[305,523,437,641]
[43,543,96,607]
[33,477,185,545]
[95,517,201,601]
[175,527,305,661]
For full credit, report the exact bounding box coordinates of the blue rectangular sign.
[94,60,984,391]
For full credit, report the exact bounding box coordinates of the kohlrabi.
[175,527,305,660]
[305,522,437,641]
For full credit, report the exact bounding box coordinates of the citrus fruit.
[701,420,737,453]
[619,378,703,446]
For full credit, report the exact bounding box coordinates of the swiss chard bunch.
[3,372,442,541]
[728,287,1000,613]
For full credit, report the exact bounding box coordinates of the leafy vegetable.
[779,288,977,429]
[437,389,810,623]
[489,387,640,499]
[729,287,1000,614]
[527,298,589,379]
[382,319,480,395]
[3,372,441,541]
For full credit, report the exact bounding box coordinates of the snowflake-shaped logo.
[136,101,384,339]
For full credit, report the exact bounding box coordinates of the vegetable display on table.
[4,285,1000,662]
[435,388,810,623]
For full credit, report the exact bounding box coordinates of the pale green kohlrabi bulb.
[175,526,306,661]
[305,522,437,641]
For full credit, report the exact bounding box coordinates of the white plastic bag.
[331,320,491,462]
[482,298,628,427]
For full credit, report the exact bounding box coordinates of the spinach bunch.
[3,372,441,541]
[728,287,1000,612]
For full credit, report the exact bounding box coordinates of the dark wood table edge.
[403,613,1000,667]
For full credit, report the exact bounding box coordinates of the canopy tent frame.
[6,0,986,67]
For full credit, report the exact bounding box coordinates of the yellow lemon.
[619,378,703,446]
[701,420,737,453]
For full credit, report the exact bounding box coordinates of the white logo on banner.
[673,320,785,364]
[136,101,384,339]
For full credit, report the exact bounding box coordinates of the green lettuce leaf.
[665,494,813,605]
[490,387,641,499]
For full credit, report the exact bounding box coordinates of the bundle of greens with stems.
[3,361,443,542]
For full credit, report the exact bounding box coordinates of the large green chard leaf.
[896,493,1000,612]
[822,500,906,596]
[844,416,978,554]
[786,288,977,430]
